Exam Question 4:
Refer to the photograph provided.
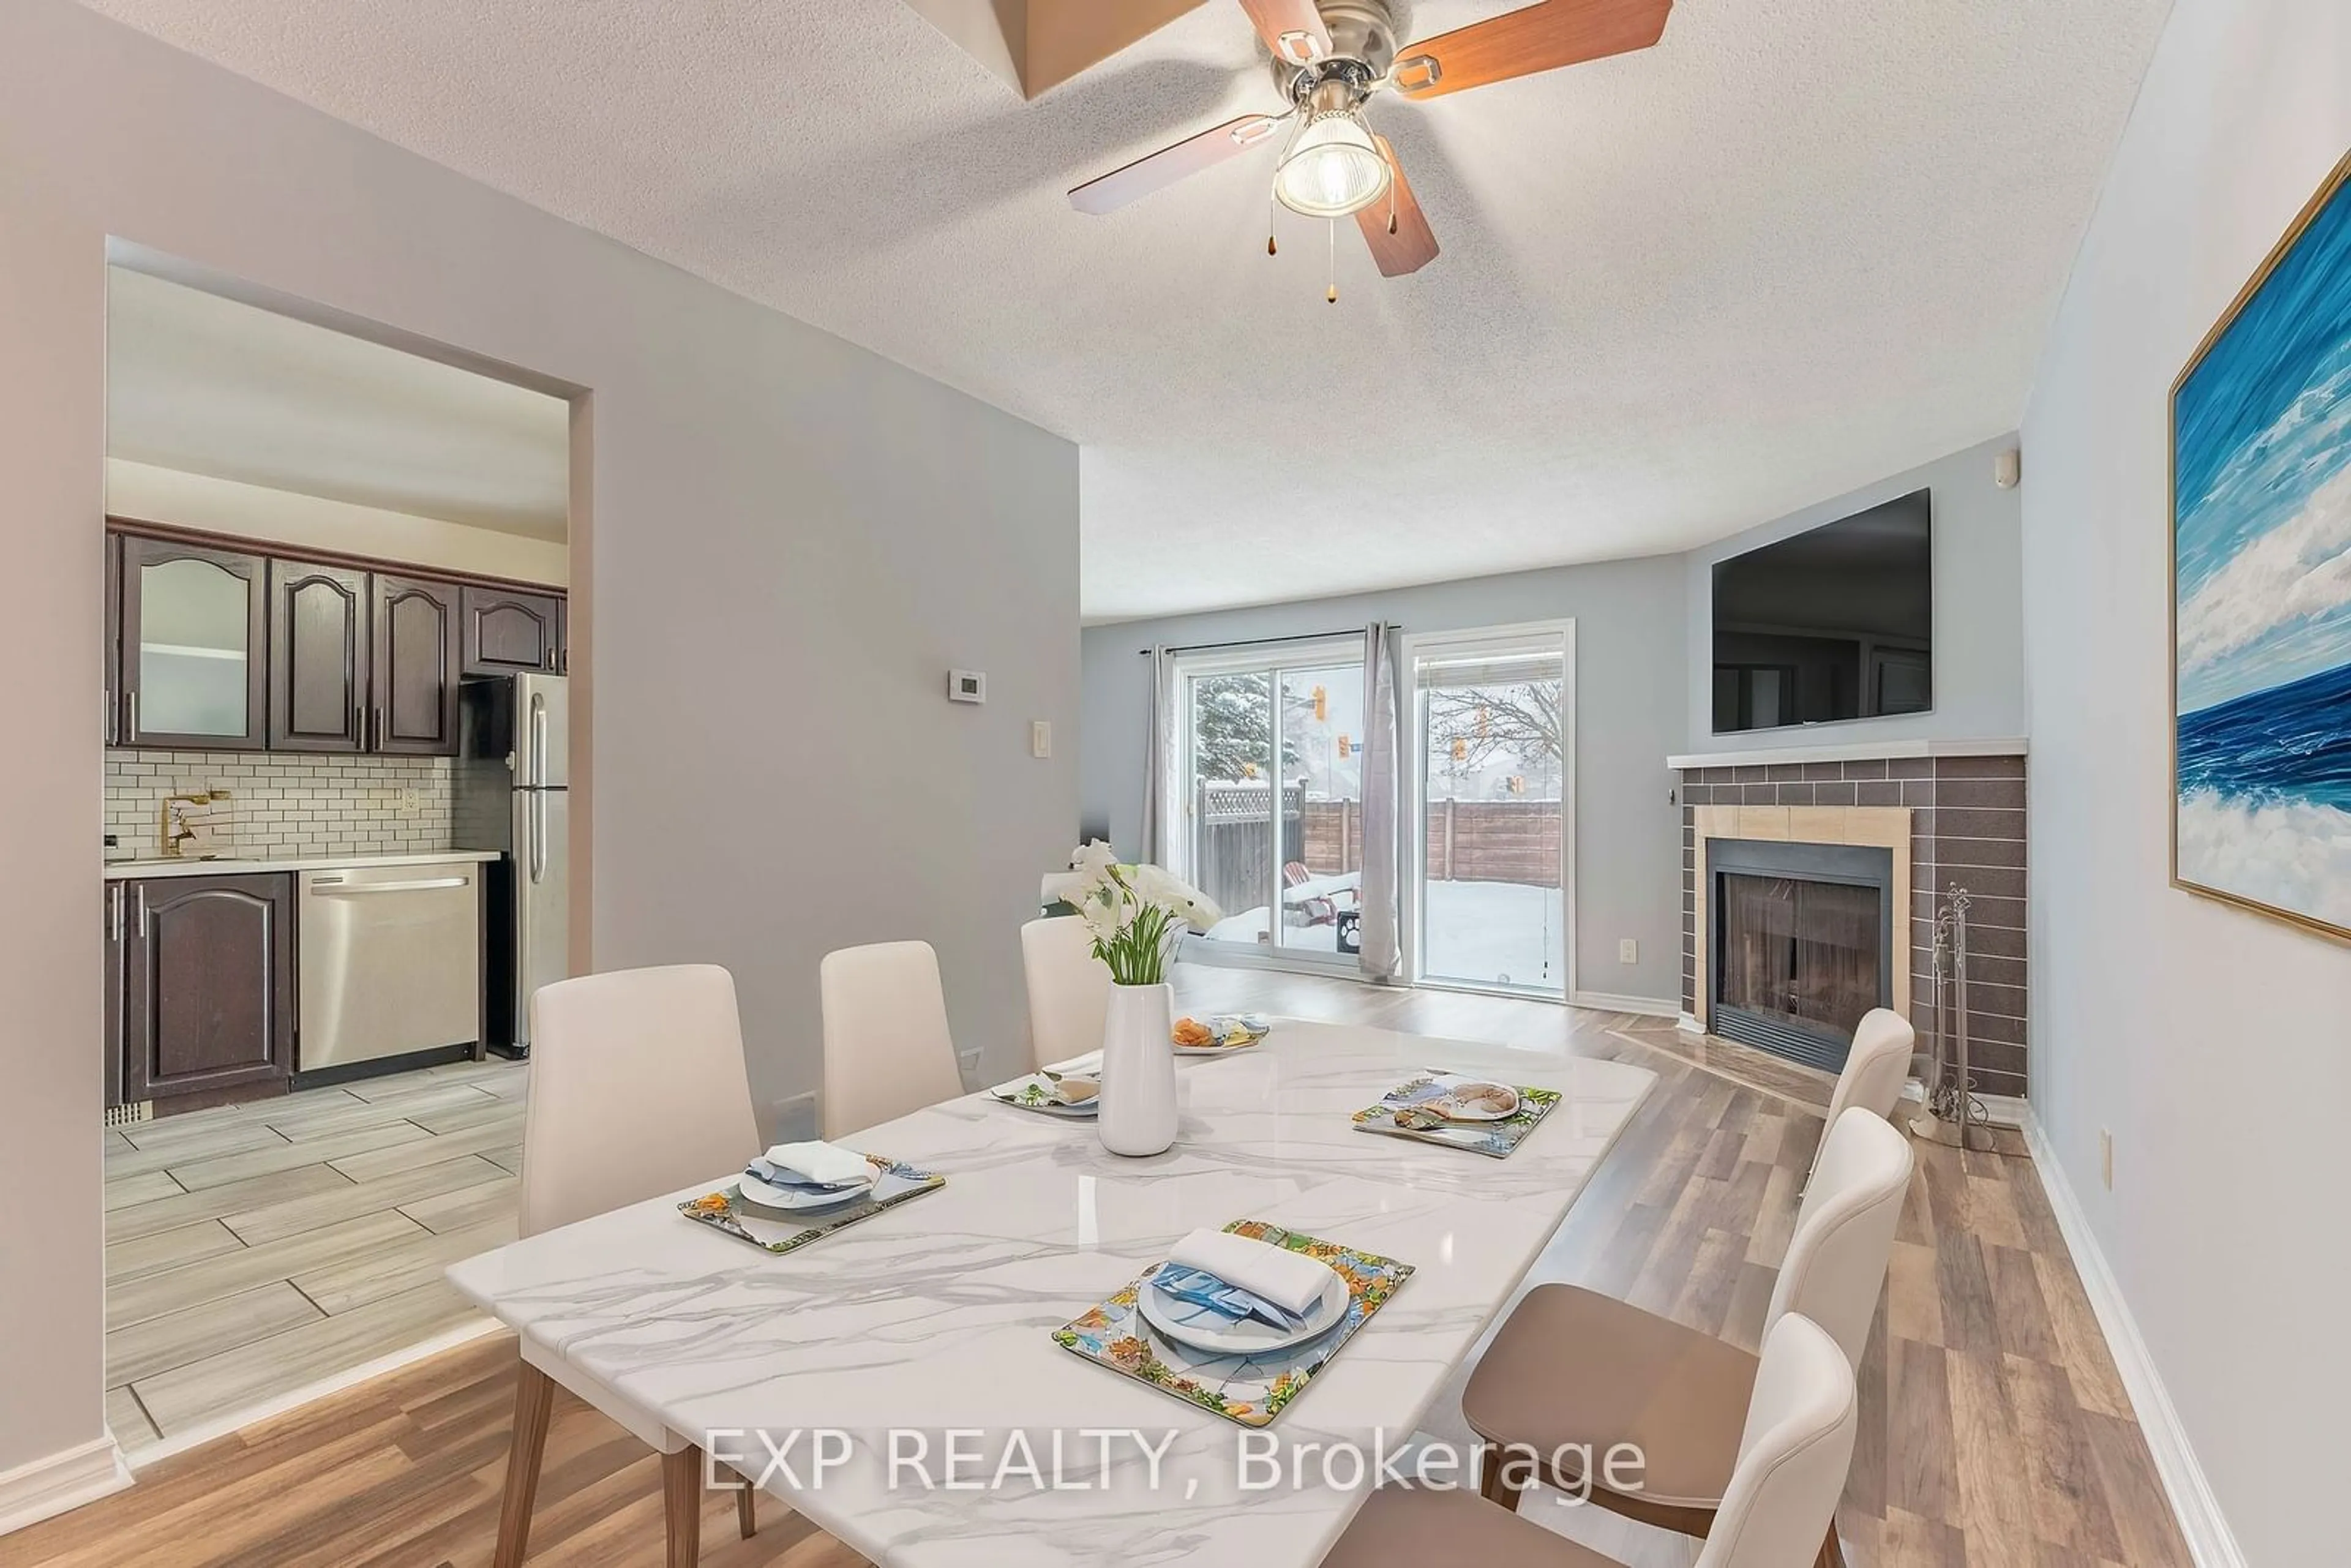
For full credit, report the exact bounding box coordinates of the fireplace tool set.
[1910,883,2012,1151]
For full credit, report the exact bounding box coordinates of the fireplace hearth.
[1706,838,1894,1073]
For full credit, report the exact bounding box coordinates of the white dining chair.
[1461,1107,1911,1566]
[1021,916,1109,1070]
[1324,1311,1860,1568]
[819,940,966,1138]
[497,964,764,1568]
[1804,1006,1916,1193]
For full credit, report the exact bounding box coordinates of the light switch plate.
[1031,720,1052,759]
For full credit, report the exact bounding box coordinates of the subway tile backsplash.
[106,751,454,860]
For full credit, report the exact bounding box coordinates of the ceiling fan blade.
[1355,136,1438,276]
[1068,113,1288,214]
[1390,0,1670,100]
[1237,0,1332,66]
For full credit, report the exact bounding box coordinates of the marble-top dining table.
[446,1019,1655,1568]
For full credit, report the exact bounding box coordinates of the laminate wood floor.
[102,1057,526,1452]
[31,972,2190,1568]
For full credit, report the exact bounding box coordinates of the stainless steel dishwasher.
[299,861,483,1073]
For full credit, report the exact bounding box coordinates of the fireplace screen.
[1715,873,1884,1054]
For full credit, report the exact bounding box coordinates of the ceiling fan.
[1068,0,1673,297]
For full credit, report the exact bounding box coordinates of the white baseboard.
[2020,1108,2246,1568]
[1676,1010,1704,1036]
[0,1433,131,1539]
[1567,991,1679,1018]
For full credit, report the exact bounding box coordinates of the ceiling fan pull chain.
[1268,193,1280,257]
[1327,219,1339,304]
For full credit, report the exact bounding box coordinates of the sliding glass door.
[1172,641,1366,967]
[1404,624,1573,997]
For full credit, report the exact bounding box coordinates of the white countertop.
[1667,735,2028,770]
[447,1019,1655,1568]
[103,849,505,880]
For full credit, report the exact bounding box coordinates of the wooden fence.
[1196,795,1563,907]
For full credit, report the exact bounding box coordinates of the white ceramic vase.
[1097,981,1177,1157]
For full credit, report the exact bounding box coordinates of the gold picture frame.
[2169,148,2351,941]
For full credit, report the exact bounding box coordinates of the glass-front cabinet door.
[119,538,269,749]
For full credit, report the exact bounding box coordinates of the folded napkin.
[1150,1263,1308,1329]
[748,1141,872,1190]
[1166,1229,1335,1320]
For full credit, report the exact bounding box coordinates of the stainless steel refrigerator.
[457,672,568,1057]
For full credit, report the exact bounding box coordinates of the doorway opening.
[100,253,583,1462]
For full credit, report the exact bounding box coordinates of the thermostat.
[948,669,987,704]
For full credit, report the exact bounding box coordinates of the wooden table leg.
[663,1446,703,1568]
[737,1478,758,1539]
[494,1360,554,1568]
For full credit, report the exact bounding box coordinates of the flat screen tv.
[1711,489,1933,735]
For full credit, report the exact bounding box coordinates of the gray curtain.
[1139,646,1175,865]
[1357,622,1403,981]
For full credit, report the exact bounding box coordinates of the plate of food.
[1172,1014,1271,1056]
[1384,1074,1520,1127]
[989,1069,1101,1117]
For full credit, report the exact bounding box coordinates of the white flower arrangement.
[1067,841,1221,986]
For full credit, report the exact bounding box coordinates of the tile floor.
[102,1056,525,1453]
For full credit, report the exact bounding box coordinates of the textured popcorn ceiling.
[76,0,2172,620]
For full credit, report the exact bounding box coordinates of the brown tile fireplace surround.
[1674,749,2028,1099]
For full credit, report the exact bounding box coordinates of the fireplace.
[1705,838,1894,1073]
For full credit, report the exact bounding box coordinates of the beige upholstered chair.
[1461,1108,1911,1563]
[1804,1007,1916,1193]
[819,940,966,1138]
[1324,1312,1860,1568]
[1021,916,1110,1070]
[496,965,765,1567]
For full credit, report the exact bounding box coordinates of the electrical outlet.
[398,787,424,819]
[1618,938,1638,964]
[2099,1128,2114,1190]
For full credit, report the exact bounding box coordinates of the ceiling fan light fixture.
[1272,108,1392,219]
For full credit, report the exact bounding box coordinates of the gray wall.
[0,0,1075,1483]
[1081,556,1689,1004]
[1682,433,2026,753]
[2020,0,2349,1559]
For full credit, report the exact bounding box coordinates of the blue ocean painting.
[2175,165,2351,930]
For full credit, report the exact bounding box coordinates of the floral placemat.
[1350,1070,1562,1160]
[678,1155,944,1255]
[1052,1219,1413,1428]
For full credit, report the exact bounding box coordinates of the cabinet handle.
[108,883,122,941]
[133,884,147,939]
[105,686,114,745]
[126,691,138,741]
[373,707,384,751]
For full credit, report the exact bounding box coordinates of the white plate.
[738,1167,874,1211]
[989,1072,1100,1117]
[1172,1039,1259,1058]
[1427,1081,1519,1121]
[1138,1266,1350,1357]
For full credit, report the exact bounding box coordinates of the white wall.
[1684,434,2026,752]
[2021,1,2349,1562]
[0,0,1076,1491]
[105,460,570,585]
[1080,555,1688,1005]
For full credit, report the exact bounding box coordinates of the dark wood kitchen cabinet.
[119,536,269,751]
[104,533,122,746]
[268,560,370,752]
[462,585,565,675]
[372,574,464,755]
[118,872,295,1103]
